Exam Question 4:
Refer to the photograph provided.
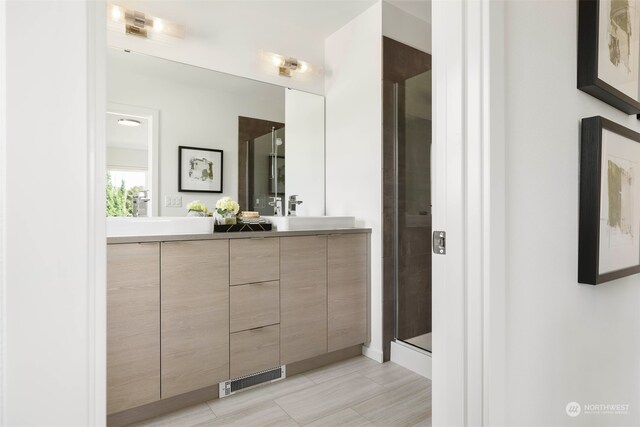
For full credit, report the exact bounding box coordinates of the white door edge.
[0,0,6,423]
[432,0,507,426]
[88,1,107,425]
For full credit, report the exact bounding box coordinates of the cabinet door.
[230,238,279,285]
[328,234,368,352]
[107,243,160,414]
[280,235,327,364]
[161,240,229,398]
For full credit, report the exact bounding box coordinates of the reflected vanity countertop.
[107,227,372,244]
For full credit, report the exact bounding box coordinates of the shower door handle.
[433,231,446,255]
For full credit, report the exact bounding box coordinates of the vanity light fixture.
[107,4,185,39]
[117,118,141,127]
[272,54,310,77]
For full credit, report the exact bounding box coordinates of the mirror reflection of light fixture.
[117,118,141,127]
[272,54,310,77]
[107,4,185,39]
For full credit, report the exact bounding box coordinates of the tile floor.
[132,356,432,426]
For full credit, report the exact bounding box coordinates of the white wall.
[107,147,148,170]
[107,56,284,216]
[285,89,326,216]
[504,1,640,426]
[107,5,324,95]
[382,1,431,54]
[325,2,383,361]
[3,1,105,425]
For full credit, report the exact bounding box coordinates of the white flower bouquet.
[215,197,240,224]
[186,200,208,217]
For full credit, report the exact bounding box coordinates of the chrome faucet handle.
[268,196,281,206]
[288,195,303,206]
[268,196,282,216]
[287,195,303,217]
[134,189,150,201]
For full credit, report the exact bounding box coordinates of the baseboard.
[361,344,384,363]
[286,345,362,376]
[107,385,219,427]
[390,340,432,379]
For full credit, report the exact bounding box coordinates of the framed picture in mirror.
[179,146,223,193]
[579,116,640,284]
[578,0,640,114]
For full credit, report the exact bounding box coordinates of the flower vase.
[188,210,206,217]
[220,215,237,225]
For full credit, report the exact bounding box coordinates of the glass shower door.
[394,69,432,352]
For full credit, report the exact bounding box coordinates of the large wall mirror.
[106,48,325,217]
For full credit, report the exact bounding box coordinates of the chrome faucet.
[288,195,303,216]
[132,190,150,217]
[268,196,282,216]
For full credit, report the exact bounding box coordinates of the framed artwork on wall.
[578,0,640,114]
[178,146,223,193]
[579,116,640,284]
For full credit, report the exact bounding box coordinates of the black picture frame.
[269,154,285,195]
[579,116,640,284]
[178,146,223,193]
[578,0,640,114]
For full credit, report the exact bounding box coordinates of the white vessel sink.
[263,216,355,231]
[107,217,214,237]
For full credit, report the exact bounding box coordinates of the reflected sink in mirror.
[107,217,214,237]
[263,216,355,231]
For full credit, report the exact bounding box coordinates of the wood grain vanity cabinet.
[106,230,369,421]
[230,324,280,378]
[228,241,281,378]
[328,233,368,351]
[230,280,280,333]
[107,243,160,415]
[230,238,279,285]
[280,235,328,364]
[161,240,230,398]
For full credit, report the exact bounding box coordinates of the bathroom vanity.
[106,228,370,425]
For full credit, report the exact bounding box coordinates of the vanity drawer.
[230,280,280,333]
[230,324,280,379]
[230,238,280,285]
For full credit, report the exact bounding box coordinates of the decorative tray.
[213,223,272,232]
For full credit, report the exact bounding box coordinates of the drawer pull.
[247,323,279,332]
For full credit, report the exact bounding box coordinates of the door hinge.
[433,231,446,254]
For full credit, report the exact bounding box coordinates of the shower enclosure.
[383,37,432,357]
[238,117,285,216]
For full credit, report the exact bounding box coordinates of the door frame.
[432,0,507,425]
[88,1,108,425]
[0,0,6,421]
[69,0,510,425]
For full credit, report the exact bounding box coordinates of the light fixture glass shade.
[272,54,284,67]
[106,3,185,38]
[269,52,310,77]
[117,118,141,127]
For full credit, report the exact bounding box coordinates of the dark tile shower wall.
[396,113,432,342]
[382,37,432,359]
[237,116,285,212]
